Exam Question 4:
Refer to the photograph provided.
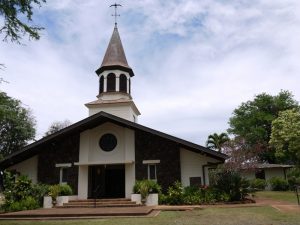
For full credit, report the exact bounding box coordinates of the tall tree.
[0,91,36,158]
[269,109,300,166]
[228,90,299,163]
[206,132,230,152]
[44,120,72,136]
[0,0,46,43]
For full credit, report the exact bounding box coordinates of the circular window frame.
[98,133,118,152]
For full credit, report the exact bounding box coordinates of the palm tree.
[206,133,230,152]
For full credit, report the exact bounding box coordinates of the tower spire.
[95,24,134,77]
[110,3,122,28]
[87,3,140,121]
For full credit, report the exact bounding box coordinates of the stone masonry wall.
[135,130,181,192]
[37,134,80,194]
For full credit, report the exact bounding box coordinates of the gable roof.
[0,111,227,169]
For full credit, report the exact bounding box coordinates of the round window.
[99,133,117,152]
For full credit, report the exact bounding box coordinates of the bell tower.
[85,25,140,122]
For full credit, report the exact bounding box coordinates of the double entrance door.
[88,165,125,199]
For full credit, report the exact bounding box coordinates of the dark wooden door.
[88,165,125,199]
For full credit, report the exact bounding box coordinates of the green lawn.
[255,191,299,204]
[0,206,300,225]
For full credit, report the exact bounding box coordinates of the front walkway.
[253,196,300,213]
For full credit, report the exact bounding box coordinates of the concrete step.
[56,203,141,208]
[69,198,131,203]
[58,198,139,208]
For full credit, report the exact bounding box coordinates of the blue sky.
[1,0,300,145]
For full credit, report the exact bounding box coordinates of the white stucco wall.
[180,148,221,186]
[77,122,135,199]
[88,103,139,122]
[265,168,286,180]
[8,156,38,184]
[78,166,89,199]
[241,168,286,181]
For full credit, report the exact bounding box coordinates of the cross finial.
[110,3,122,28]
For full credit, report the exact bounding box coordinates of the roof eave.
[0,111,227,169]
[95,65,134,77]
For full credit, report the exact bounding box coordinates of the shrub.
[164,181,184,205]
[4,174,32,202]
[2,172,41,212]
[6,196,39,212]
[31,183,50,205]
[182,186,201,205]
[249,178,267,191]
[209,166,250,201]
[160,183,231,205]
[148,180,161,194]
[167,181,184,205]
[59,184,73,196]
[133,180,142,194]
[287,168,300,189]
[269,177,289,191]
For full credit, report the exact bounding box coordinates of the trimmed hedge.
[269,177,289,191]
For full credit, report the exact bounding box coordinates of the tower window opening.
[119,74,127,93]
[99,76,104,94]
[129,79,131,94]
[107,73,116,92]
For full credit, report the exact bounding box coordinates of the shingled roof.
[96,27,134,76]
[0,111,228,169]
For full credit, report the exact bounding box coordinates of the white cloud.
[1,0,300,145]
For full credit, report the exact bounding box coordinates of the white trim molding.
[55,163,72,168]
[142,160,160,164]
[74,160,134,166]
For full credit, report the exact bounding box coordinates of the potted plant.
[139,180,149,205]
[43,194,53,208]
[132,180,161,206]
[56,184,73,206]
[131,181,142,204]
[146,180,161,206]
[48,185,60,207]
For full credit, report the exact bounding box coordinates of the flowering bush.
[159,181,230,205]
[2,171,42,212]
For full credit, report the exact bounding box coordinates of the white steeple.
[85,26,140,122]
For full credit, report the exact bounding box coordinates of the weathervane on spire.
[110,2,122,27]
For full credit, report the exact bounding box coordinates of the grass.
[255,191,299,204]
[0,206,300,225]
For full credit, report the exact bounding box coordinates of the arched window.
[107,73,116,92]
[99,76,104,94]
[119,74,127,93]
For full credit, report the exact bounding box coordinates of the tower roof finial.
[110,2,122,27]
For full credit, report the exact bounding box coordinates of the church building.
[0,24,227,199]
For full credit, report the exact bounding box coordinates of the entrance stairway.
[57,198,140,208]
